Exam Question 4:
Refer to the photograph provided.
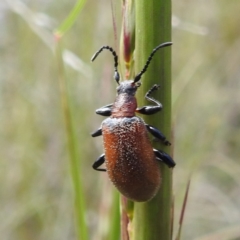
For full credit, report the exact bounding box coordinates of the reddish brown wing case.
[102,116,161,202]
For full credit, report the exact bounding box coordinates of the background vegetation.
[1,0,240,239]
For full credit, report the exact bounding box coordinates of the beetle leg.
[136,84,162,115]
[92,154,106,171]
[145,124,171,146]
[91,127,102,137]
[96,103,113,116]
[136,105,162,115]
[154,149,176,168]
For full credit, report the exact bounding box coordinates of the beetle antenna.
[91,46,120,84]
[133,42,172,83]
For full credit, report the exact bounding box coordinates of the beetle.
[91,42,175,202]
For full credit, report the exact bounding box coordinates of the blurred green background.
[1,0,240,239]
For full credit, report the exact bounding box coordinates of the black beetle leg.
[96,103,113,116]
[93,154,106,172]
[154,149,176,168]
[136,85,162,115]
[145,124,171,146]
[91,127,102,137]
[136,105,162,115]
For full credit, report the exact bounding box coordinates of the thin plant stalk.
[55,39,88,240]
[176,179,191,240]
[108,190,121,240]
[53,2,88,239]
[55,0,87,37]
[132,0,173,239]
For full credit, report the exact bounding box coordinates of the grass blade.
[55,0,87,37]
[55,39,88,240]
[175,178,191,240]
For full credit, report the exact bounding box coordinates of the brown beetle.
[91,42,175,202]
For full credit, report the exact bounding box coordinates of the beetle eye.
[136,82,141,88]
[130,82,141,88]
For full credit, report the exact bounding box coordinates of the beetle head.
[117,80,141,96]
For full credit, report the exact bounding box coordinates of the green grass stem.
[108,190,121,240]
[55,40,88,240]
[55,0,87,37]
[132,0,173,239]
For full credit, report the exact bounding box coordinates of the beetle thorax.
[111,80,139,118]
[111,94,137,118]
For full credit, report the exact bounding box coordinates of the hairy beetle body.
[102,117,160,201]
[91,42,176,202]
